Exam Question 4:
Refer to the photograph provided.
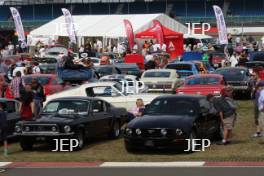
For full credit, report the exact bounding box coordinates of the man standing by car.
[0,102,8,156]
[31,79,45,118]
[215,86,237,145]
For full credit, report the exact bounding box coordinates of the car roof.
[186,74,223,79]
[144,69,176,73]
[114,63,138,68]
[168,61,195,65]
[216,67,248,71]
[22,74,56,78]
[80,81,116,88]
[100,74,137,79]
[48,96,102,102]
[155,94,205,100]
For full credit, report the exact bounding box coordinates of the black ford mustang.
[124,95,222,152]
[14,97,127,151]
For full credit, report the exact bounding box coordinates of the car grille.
[227,82,247,86]
[147,84,172,89]
[22,124,58,133]
[138,129,175,138]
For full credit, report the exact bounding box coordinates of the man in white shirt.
[32,62,41,74]
[96,39,103,53]
[152,43,161,52]
[39,46,46,58]
[230,54,238,67]
[161,43,167,52]
[132,43,138,54]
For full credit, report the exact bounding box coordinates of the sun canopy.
[135,25,183,39]
[29,14,187,38]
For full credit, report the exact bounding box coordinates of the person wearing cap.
[215,86,237,145]
[252,81,264,137]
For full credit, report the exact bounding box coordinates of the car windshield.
[215,69,247,81]
[43,100,89,116]
[23,76,51,85]
[186,77,220,85]
[145,99,197,116]
[96,67,113,74]
[144,71,171,78]
[167,64,192,71]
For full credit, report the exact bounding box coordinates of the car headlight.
[126,128,133,135]
[64,125,71,133]
[136,129,142,135]
[213,91,220,95]
[52,126,57,132]
[15,125,21,133]
[161,129,167,136]
[25,126,30,132]
[175,128,183,136]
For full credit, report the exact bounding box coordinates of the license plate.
[36,137,46,141]
[145,140,154,147]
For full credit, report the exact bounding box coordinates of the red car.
[210,52,226,68]
[22,74,64,95]
[176,74,225,96]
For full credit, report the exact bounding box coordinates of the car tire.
[125,141,136,153]
[20,138,34,151]
[73,131,84,151]
[108,121,121,139]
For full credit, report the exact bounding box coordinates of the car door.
[5,101,20,137]
[91,100,113,135]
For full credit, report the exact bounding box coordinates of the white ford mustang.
[45,82,162,111]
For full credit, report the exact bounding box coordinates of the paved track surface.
[1,167,263,176]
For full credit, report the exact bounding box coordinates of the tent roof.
[29,14,187,38]
[135,24,183,39]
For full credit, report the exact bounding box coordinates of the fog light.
[136,129,142,135]
[25,126,30,132]
[126,128,132,135]
[176,128,183,136]
[64,125,71,133]
[15,126,21,133]
[52,126,57,132]
[161,129,167,136]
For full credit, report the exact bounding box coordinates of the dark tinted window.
[167,64,192,71]
[215,69,247,81]
[144,71,171,78]
[186,77,220,85]
[23,76,51,85]
[145,98,197,116]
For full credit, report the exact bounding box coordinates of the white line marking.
[100,162,205,167]
[0,162,11,167]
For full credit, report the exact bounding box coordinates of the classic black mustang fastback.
[15,97,127,151]
[124,95,222,151]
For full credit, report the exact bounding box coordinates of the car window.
[167,64,192,71]
[43,100,89,116]
[92,100,104,113]
[145,99,197,116]
[186,77,220,85]
[23,77,51,85]
[3,101,16,113]
[144,71,171,78]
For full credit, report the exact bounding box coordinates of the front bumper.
[124,136,187,149]
[14,132,75,137]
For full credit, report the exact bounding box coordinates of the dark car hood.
[24,114,76,124]
[128,115,195,129]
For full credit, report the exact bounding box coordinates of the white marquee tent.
[28,14,188,46]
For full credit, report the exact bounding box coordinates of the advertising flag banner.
[123,19,135,51]
[61,8,77,44]
[10,7,26,44]
[152,20,164,48]
[213,5,228,45]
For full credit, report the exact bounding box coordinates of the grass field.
[1,100,264,162]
